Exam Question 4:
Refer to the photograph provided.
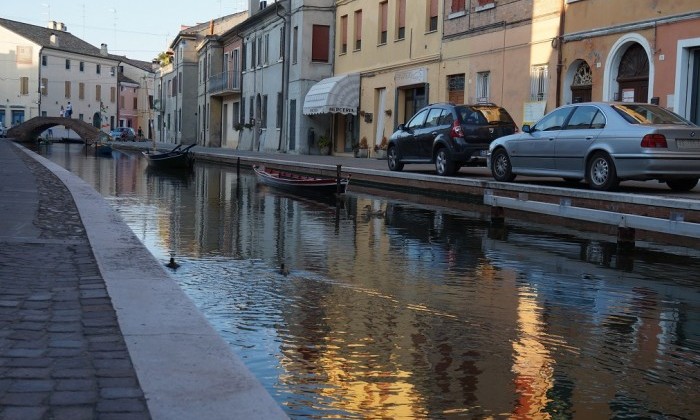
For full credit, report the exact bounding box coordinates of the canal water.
[38,143,700,419]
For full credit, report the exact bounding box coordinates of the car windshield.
[612,104,694,125]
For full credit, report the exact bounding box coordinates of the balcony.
[208,71,240,96]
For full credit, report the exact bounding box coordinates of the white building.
[0,18,119,136]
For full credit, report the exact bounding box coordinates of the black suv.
[387,103,517,176]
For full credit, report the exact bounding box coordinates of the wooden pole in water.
[336,164,342,194]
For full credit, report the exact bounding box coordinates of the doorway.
[616,43,649,102]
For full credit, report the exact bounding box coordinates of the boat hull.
[253,165,348,195]
[143,144,194,170]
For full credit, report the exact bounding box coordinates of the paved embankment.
[0,139,287,420]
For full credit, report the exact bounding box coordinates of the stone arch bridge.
[7,117,103,143]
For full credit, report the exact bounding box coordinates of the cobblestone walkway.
[0,142,150,419]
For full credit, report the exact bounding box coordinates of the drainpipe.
[276,1,290,152]
[37,47,44,117]
[555,0,566,107]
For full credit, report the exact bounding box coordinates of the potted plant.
[373,136,388,159]
[354,137,369,158]
[318,134,331,155]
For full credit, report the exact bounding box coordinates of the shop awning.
[303,73,360,115]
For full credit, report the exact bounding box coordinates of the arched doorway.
[92,112,101,128]
[617,43,649,102]
[571,61,592,103]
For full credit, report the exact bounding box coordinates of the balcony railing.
[208,70,240,94]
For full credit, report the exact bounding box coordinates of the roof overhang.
[303,73,360,115]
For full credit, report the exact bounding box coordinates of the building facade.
[0,19,119,137]
[560,0,700,125]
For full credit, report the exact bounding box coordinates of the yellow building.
[334,0,444,156]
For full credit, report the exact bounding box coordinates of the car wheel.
[387,146,404,172]
[491,148,515,182]
[587,152,619,191]
[666,178,699,192]
[435,148,456,176]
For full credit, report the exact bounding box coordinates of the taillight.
[450,120,464,138]
[641,134,668,148]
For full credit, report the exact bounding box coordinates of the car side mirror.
[397,123,406,131]
[522,124,532,133]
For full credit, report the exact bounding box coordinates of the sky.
[3,0,248,62]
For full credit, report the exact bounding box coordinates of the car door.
[400,108,429,159]
[418,108,445,159]
[509,107,573,171]
[554,105,605,175]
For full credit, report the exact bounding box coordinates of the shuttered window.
[41,78,48,96]
[79,82,85,99]
[65,81,71,98]
[354,10,362,50]
[340,15,348,54]
[429,0,438,32]
[379,2,388,44]
[447,74,465,104]
[311,25,330,62]
[452,0,465,12]
[20,77,29,95]
[96,84,101,101]
[397,0,406,39]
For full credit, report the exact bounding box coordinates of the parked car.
[0,124,6,138]
[387,103,517,176]
[109,127,136,141]
[488,102,700,191]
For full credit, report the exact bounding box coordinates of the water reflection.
[39,143,700,419]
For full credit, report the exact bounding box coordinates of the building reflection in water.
[39,144,700,419]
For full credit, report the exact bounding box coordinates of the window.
[396,0,406,40]
[262,95,268,127]
[447,74,465,104]
[241,99,246,125]
[233,102,240,127]
[41,78,48,96]
[277,92,283,128]
[133,97,138,110]
[428,0,438,32]
[279,27,285,60]
[354,10,362,50]
[120,96,125,109]
[178,72,182,93]
[534,107,571,131]
[65,81,71,98]
[452,0,466,12]
[312,25,330,62]
[42,55,47,66]
[20,77,29,95]
[110,66,116,76]
[65,59,70,70]
[476,71,490,102]
[96,64,101,74]
[340,15,348,54]
[16,46,32,64]
[251,38,257,67]
[264,33,269,65]
[257,36,263,67]
[379,2,388,45]
[111,87,116,103]
[96,84,101,101]
[565,106,604,130]
[80,61,84,71]
[249,97,254,123]
[79,82,85,99]
[530,65,549,101]
[477,0,495,9]
[292,27,298,64]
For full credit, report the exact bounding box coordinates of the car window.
[439,110,454,126]
[565,106,604,130]
[425,108,444,128]
[534,107,573,131]
[407,109,429,130]
[458,108,482,125]
[474,106,515,124]
[612,104,695,125]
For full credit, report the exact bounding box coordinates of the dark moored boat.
[143,144,195,170]
[253,165,349,195]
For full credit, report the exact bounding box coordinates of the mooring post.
[617,227,636,251]
[490,206,505,226]
[336,164,342,195]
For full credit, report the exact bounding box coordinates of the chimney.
[209,19,214,35]
[49,33,59,47]
[100,43,108,56]
[59,22,67,32]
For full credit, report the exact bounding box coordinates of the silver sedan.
[487,102,700,191]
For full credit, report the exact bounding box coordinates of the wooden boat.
[143,144,195,169]
[94,142,113,157]
[253,165,349,195]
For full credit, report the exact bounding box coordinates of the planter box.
[354,149,368,158]
[374,150,387,159]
